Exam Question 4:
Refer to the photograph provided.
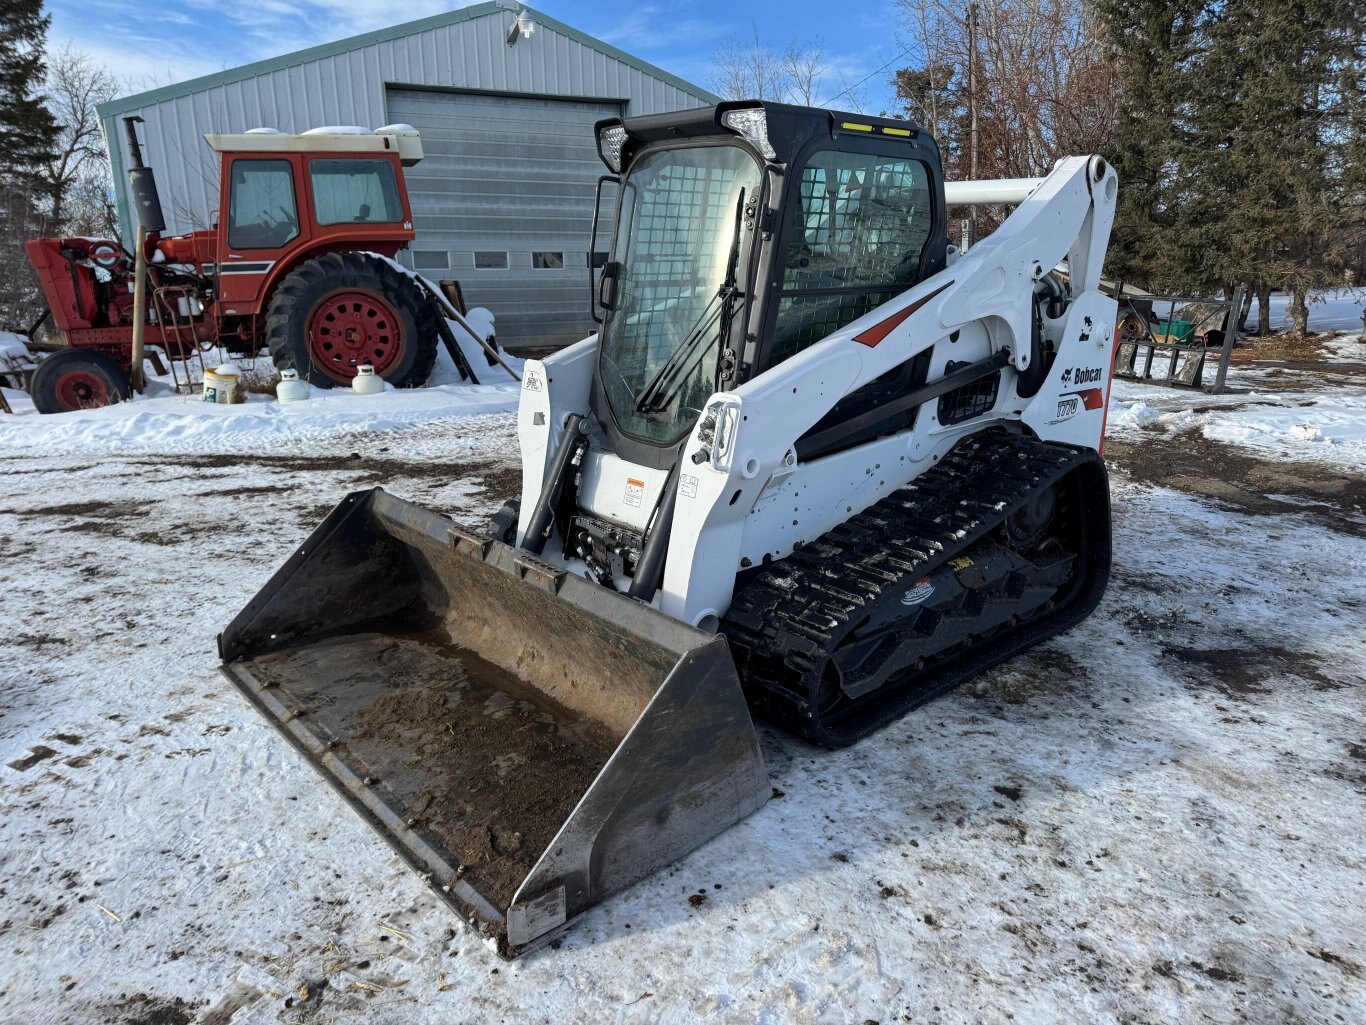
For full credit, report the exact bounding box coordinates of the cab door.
[216,156,305,313]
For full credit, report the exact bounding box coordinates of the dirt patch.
[154,452,516,491]
[1190,959,1244,983]
[1106,432,1366,537]
[7,746,57,771]
[12,497,155,543]
[1165,645,1340,700]
[16,632,69,650]
[11,499,141,520]
[1308,948,1361,975]
[207,485,292,498]
[1236,332,1332,362]
[114,993,196,1025]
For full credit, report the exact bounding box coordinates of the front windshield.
[599,144,761,444]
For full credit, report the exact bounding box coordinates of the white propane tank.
[351,364,385,395]
[276,368,310,403]
[203,364,243,404]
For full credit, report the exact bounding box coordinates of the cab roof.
[203,125,423,166]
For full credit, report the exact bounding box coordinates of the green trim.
[96,2,718,119]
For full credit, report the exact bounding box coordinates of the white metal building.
[96,2,717,347]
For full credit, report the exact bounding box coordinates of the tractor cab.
[588,101,948,469]
[202,126,423,318]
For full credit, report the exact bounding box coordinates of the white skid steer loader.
[220,101,1119,956]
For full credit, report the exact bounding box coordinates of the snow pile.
[0,339,521,454]
[1201,393,1366,465]
[0,331,32,361]
[1107,399,1162,430]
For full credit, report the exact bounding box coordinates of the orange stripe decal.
[853,281,954,347]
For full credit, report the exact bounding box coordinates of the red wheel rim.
[55,369,110,410]
[306,289,404,380]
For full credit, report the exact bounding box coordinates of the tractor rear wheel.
[29,348,132,414]
[263,252,438,389]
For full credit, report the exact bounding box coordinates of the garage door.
[387,88,622,351]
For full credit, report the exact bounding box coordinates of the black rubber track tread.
[721,432,1111,748]
[263,252,438,389]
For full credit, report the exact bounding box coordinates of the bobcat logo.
[1061,366,1103,386]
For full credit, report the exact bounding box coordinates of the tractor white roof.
[202,124,423,165]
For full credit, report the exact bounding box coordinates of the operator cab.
[205,126,422,314]
[589,101,948,470]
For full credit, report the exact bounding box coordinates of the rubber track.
[721,432,1103,746]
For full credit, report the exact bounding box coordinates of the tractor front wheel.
[263,253,438,388]
[29,348,132,414]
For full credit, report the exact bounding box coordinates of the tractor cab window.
[310,159,402,225]
[767,150,934,366]
[227,159,299,250]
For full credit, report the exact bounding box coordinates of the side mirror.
[589,174,619,323]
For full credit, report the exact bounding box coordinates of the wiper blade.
[633,292,724,414]
[632,187,748,416]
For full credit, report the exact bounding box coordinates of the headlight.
[720,107,776,161]
[597,124,628,173]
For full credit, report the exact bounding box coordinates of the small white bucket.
[203,364,243,404]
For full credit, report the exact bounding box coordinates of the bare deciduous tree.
[893,0,1119,181]
[710,29,831,106]
[43,45,118,234]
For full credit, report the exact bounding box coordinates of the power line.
[817,47,913,108]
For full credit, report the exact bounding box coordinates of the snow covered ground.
[1109,324,1366,475]
[2,328,1364,1025]
[1262,289,1364,334]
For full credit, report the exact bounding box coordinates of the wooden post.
[128,224,149,393]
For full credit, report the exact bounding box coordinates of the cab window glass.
[227,160,299,250]
[310,159,402,225]
[770,151,934,364]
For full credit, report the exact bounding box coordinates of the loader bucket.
[218,488,769,957]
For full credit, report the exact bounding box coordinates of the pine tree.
[1099,0,1366,332]
[1092,0,1208,291]
[0,0,61,188]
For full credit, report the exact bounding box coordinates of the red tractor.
[24,118,440,413]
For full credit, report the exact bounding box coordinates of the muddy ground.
[1,395,1363,1024]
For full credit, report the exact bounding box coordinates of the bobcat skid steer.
[220,101,1119,956]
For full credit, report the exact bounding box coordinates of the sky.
[45,0,911,113]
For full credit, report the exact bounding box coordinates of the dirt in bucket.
[245,631,620,926]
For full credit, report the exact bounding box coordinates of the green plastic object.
[1156,318,1195,342]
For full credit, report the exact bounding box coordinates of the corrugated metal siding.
[389,89,618,348]
[105,11,706,242]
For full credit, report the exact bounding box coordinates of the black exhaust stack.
[122,116,166,233]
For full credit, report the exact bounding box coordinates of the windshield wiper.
[633,187,747,416]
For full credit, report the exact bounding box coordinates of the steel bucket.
[219,488,769,956]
